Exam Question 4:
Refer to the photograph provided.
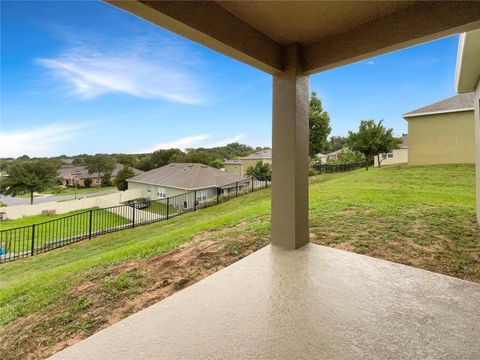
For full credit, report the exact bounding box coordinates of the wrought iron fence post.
[132,205,136,228]
[236,182,239,197]
[265,177,268,188]
[166,198,170,220]
[251,177,254,192]
[217,189,220,204]
[31,224,35,256]
[194,190,197,211]
[89,209,93,239]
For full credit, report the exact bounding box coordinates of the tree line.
[1,93,402,204]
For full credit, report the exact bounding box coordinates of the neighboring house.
[59,164,143,187]
[223,160,244,176]
[127,163,248,203]
[374,134,409,167]
[315,153,328,164]
[224,149,272,176]
[325,149,343,162]
[403,93,475,165]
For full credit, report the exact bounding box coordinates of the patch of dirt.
[0,221,269,360]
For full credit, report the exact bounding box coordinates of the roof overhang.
[106,1,480,76]
[455,29,480,93]
[402,107,475,119]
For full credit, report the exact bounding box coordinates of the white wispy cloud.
[366,61,375,65]
[206,133,246,148]
[36,37,207,104]
[0,124,88,158]
[141,134,211,153]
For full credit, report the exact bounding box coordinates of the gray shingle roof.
[241,148,271,160]
[59,164,142,179]
[403,92,475,118]
[127,163,247,190]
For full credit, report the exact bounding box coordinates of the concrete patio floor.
[50,244,480,359]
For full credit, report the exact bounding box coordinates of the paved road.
[0,188,120,206]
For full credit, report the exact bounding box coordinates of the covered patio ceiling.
[108,1,480,74]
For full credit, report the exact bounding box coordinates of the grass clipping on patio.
[1,164,479,359]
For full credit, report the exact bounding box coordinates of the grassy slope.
[1,165,479,328]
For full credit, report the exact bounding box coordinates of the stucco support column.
[475,84,480,225]
[271,44,309,250]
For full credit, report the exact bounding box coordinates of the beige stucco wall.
[224,163,243,176]
[407,111,475,166]
[374,148,408,167]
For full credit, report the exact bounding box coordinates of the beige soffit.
[106,1,480,75]
[455,29,480,93]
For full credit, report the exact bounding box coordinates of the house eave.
[402,107,474,119]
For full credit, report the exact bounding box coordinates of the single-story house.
[59,164,143,187]
[402,92,475,165]
[374,134,409,167]
[314,153,328,164]
[325,148,343,162]
[224,148,272,176]
[127,163,249,203]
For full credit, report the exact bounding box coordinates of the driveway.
[0,188,120,206]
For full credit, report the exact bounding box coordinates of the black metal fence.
[312,160,371,174]
[0,176,271,263]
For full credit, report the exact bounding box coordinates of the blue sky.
[1,1,460,158]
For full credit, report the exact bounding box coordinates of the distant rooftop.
[224,160,243,165]
[241,148,272,160]
[127,163,246,190]
[59,164,142,179]
[403,92,474,118]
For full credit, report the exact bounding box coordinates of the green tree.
[114,166,136,191]
[309,91,331,158]
[246,161,271,180]
[85,154,116,178]
[0,159,60,204]
[114,154,138,168]
[329,147,364,164]
[209,159,224,169]
[348,119,398,171]
[328,136,349,152]
[136,156,154,171]
[71,157,85,166]
[151,149,185,168]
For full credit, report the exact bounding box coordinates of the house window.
[386,153,394,158]
[157,187,167,198]
[196,190,208,203]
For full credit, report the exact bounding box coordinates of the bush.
[100,173,112,187]
[84,178,92,188]
[308,167,317,176]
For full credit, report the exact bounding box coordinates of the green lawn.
[0,164,479,355]
[15,186,116,198]
[0,208,131,255]
[51,186,116,197]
